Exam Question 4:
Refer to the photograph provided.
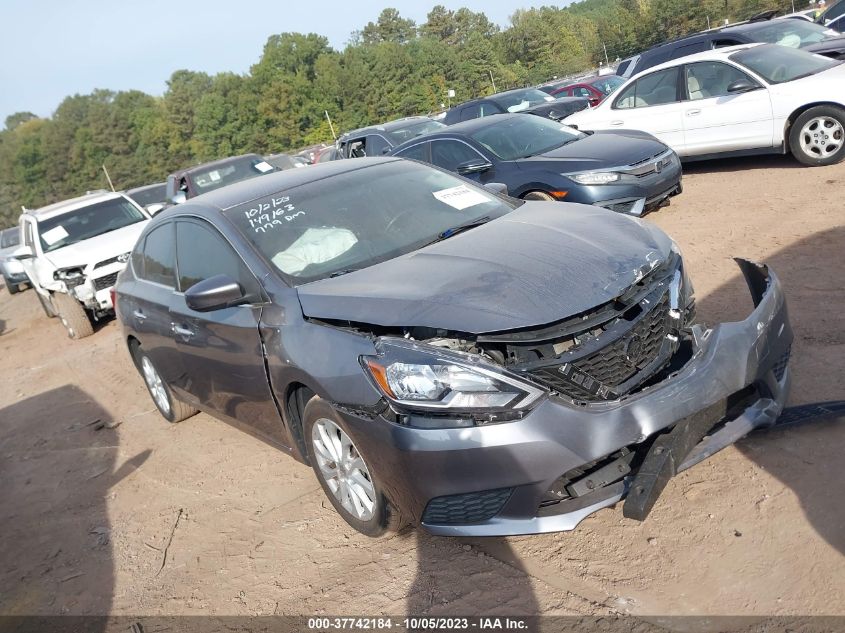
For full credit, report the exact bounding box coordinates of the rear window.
[730,44,840,83]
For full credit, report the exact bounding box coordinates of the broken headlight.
[53,266,87,289]
[361,338,544,413]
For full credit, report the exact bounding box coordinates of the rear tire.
[53,292,94,339]
[131,345,198,423]
[303,396,404,537]
[4,276,20,295]
[522,191,556,201]
[789,106,845,166]
[36,290,58,318]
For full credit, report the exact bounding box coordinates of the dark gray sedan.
[390,114,683,216]
[116,158,792,537]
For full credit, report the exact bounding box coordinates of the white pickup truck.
[16,191,150,339]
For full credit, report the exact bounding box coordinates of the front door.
[681,61,775,155]
[169,218,285,444]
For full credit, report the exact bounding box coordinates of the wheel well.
[285,383,315,464]
[785,102,845,139]
[127,336,142,369]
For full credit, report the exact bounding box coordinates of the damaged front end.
[353,256,792,535]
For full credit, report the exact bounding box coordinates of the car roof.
[173,153,264,177]
[340,116,436,139]
[127,182,165,194]
[628,43,760,79]
[22,190,127,222]
[163,157,403,212]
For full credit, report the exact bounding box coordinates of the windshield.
[128,183,166,207]
[188,156,276,194]
[747,19,839,47]
[492,89,556,112]
[731,44,840,83]
[37,198,146,253]
[590,75,625,94]
[470,116,585,161]
[224,160,518,284]
[385,120,446,144]
[1,227,20,249]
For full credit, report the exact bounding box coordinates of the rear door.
[605,66,687,151]
[169,218,285,442]
[681,61,775,155]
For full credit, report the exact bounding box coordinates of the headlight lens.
[362,339,544,413]
[569,172,620,185]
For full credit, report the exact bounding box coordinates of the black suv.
[337,117,446,158]
[617,16,845,78]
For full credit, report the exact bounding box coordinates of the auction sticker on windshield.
[433,185,491,210]
[42,225,69,246]
[254,161,274,173]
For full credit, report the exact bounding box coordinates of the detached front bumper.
[339,260,791,536]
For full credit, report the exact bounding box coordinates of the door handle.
[133,310,147,321]
[171,323,194,338]
[610,120,624,126]
[686,109,702,116]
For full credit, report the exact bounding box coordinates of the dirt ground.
[1,155,843,623]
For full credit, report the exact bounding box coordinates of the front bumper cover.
[338,259,792,536]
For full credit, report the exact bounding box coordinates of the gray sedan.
[115,158,792,537]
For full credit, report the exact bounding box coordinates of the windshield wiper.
[329,268,358,278]
[427,216,492,244]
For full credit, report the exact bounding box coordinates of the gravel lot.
[1,155,843,620]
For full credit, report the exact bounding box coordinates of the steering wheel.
[383,209,418,235]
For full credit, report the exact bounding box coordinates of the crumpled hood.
[520,130,667,169]
[44,221,148,273]
[296,202,672,334]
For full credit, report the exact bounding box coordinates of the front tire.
[789,106,845,166]
[303,397,401,537]
[53,292,94,339]
[4,276,20,295]
[521,191,556,201]
[132,345,197,423]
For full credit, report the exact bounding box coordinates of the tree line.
[0,0,795,228]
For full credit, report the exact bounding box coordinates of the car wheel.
[53,292,94,339]
[4,276,20,295]
[303,397,402,537]
[132,345,198,423]
[36,290,58,318]
[789,106,845,166]
[522,191,556,201]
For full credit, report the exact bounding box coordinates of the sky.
[0,0,571,123]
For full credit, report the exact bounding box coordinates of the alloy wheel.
[799,116,843,159]
[141,356,171,416]
[311,418,376,521]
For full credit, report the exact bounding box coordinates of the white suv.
[17,191,150,339]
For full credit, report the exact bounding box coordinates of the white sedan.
[565,44,845,166]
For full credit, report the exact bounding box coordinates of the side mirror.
[146,203,165,215]
[457,159,493,175]
[184,274,245,312]
[12,244,34,260]
[483,182,509,196]
[170,191,187,205]
[727,79,760,94]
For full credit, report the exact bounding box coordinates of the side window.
[713,38,743,48]
[674,41,709,59]
[430,140,485,171]
[367,134,391,156]
[141,223,176,287]
[830,15,845,31]
[346,138,366,158]
[685,62,756,100]
[574,86,592,98]
[459,105,481,121]
[176,221,256,295]
[395,142,429,162]
[614,67,680,109]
